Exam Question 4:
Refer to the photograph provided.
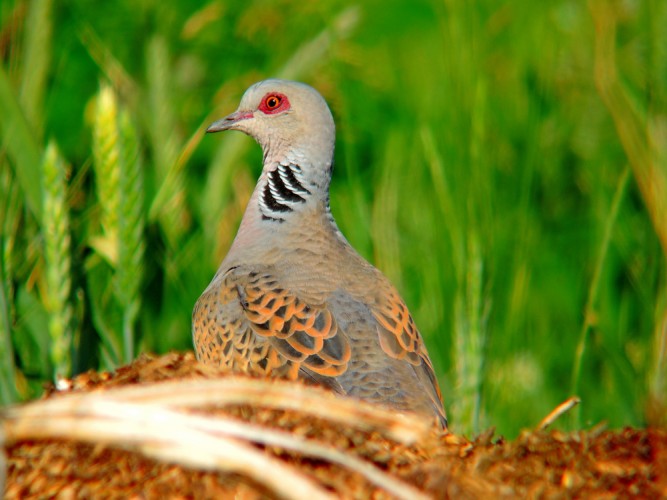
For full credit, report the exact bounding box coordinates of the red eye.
[259,92,290,114]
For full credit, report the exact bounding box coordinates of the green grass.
[0,0,665,438]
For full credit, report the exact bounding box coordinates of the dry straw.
[1,377,431,500]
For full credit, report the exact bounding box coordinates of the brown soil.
[4,353,666,498]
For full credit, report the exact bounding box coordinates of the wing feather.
[194,266,352,381]
[371,286,446,425]
[241,271,351,376]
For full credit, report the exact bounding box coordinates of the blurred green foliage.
[0,0,665,438]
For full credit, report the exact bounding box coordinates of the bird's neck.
[255,147,334,221]
[228,151,337,256]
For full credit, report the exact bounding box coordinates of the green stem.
[122,301,138,363]
[570,165,631,426]
[0,240,18,404]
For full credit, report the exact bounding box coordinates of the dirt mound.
[4,353,666,498]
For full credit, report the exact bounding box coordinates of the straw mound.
[3,352,665,498]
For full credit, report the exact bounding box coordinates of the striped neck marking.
[259,163,311,221]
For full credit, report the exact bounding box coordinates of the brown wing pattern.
[371,287,445,418]
[193,266,351,382]
[372,288,432,366]
[193,278,287,376]
[240,270,352,377]
[194,266,445,426]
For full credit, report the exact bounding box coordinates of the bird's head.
[207,79,335,170]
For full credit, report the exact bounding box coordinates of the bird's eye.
[265,95,281,109]
[259,92,290,114]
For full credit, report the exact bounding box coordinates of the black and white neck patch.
[259,163,311,221]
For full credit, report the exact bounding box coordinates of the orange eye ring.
[266,95,281,109]
[259,92,290,114]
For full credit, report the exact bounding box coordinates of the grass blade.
[19,0,52,135]
[0,233,18,404]
[0,65,42,218]
[570,166,631,426]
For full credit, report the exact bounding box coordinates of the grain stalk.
[91,85,145,364]
[454,234,488,435]
[41,142,73,378]
[115,109,145,363]
[453,80,490,436]
[91,85,134,366]
[92,85,121,264]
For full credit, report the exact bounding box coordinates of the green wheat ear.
[116,108,145,362]
[92,84,121,265]
[90,84,146,364]
[90,84,127,364]
[42,141,73,378]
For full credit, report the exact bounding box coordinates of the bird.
[193,79,447,427]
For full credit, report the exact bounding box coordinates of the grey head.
[207,79,336,177]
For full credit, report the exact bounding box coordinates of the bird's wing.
[193,265,351,387]
[371,286,447,425]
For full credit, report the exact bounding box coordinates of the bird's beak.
[206,110,254,133]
